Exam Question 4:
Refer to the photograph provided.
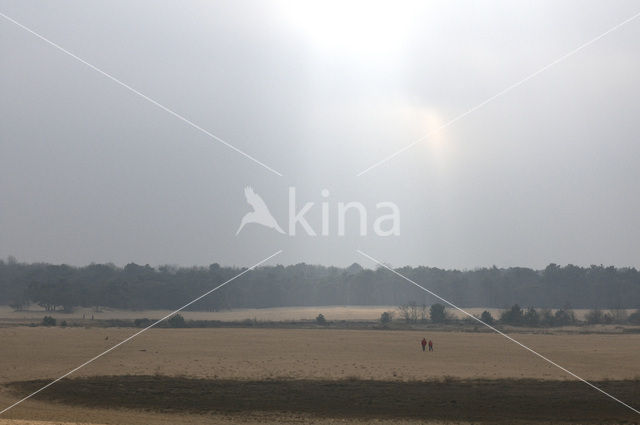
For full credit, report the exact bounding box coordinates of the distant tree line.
[497,304,578,326]
[393,303,640,327]
[1,257,639,312]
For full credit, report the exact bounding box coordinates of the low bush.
[480,310,494,325]
[167,314,187,328]
[380,311,393,324]
[41,316,56,326]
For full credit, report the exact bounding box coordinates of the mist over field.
[2,0,640,269]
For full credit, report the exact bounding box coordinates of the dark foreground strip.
[7,376,640,423]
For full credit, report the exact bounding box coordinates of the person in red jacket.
[428,339,433,352]
[421,337,427,352]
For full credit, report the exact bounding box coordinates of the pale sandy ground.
[2,328,639,383]
[1,305,632,323]
[0,305,395,323]
[0,327,639,424]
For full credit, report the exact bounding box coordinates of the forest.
[1,258,639,312]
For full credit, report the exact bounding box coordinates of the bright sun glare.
[278,1,447,167]
[408,106,450,163]
[278,0,419,56]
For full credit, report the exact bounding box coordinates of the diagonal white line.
[0,11,283,177]
[356,9,640,177]
[0,249,283,416]
[356,249,640,416]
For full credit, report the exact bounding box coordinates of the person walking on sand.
[428,339,433,352]
[421,337,427,352]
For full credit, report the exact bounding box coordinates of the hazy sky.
[1,0,639,269]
